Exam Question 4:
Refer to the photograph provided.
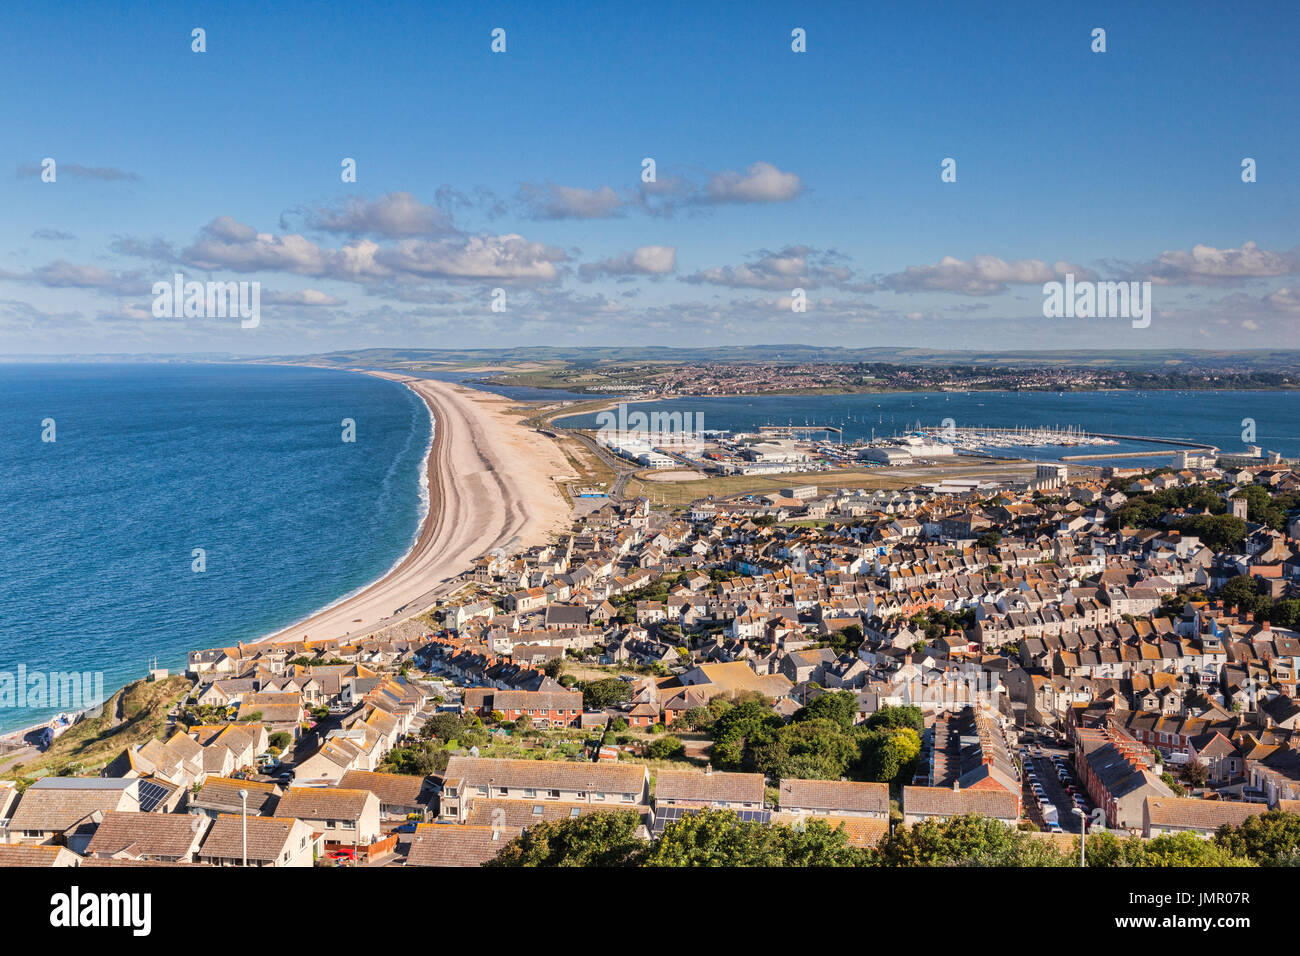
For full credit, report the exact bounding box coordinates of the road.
[567,430,636,499]
[1022,745,1089,833]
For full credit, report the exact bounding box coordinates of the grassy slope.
[0,675,194,784]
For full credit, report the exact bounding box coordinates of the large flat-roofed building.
[781,485,819,500]
[743,439,808,463]
[893,436,956,458]
[857,447,912,466]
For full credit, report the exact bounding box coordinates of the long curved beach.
[254,372,571,646]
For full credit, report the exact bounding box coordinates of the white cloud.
[684,245,874,291]
[704,162,803,204]
[579,245,676,280]
[1121,241,1300,285]
[296,192,458,238]
[882,254,1093,295]
[375,234,567,281]
[17,162,138,182]
[181,218,566,283]
[263,289,346,307]
[517,183,624,220]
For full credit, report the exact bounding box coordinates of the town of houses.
[4,458,1300,867]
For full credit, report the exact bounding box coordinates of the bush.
[646,735,686,760]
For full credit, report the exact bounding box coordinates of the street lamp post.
[239,788,249,867]
[1072,807,1086,867]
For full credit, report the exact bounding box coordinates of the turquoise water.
[0,364,430,733]
[556,390,1300,463]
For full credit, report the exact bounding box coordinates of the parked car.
[394,822,419,834]
[328,848,357,863]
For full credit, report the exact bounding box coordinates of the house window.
[595,792,606,801]
[531,805,544,816]
[547,789,560,799]
[524,788,536,798]
[496,787,509,796]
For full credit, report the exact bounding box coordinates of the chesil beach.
[0,364,570,735]
[253,371,572,646]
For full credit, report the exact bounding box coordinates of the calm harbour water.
[556,390,1300,463]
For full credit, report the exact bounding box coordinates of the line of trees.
[487,808,1300,868]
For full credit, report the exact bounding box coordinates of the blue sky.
[1,0,1297,354]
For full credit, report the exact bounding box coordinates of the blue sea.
[0,364,430,733]
[557,390,1300,463]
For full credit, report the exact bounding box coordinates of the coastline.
[252,371,572,647]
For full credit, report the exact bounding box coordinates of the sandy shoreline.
[253,372,571,646]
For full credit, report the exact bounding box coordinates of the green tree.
[709,699,782,770]
[865,705,924,733]
[682,707,712,731]
[582,678,633,710]
[1139,832,1251,867]
[1160,772,1186,797]
[1175,514,1247,552]
[751,718,858,780]
[422,712,469,741]
[793,690,858,730]
[857,726,921,784]
[877,814,1068,867]
[379,739,447,776]
[1081,830,1149,867]
[1218,574,1271,619]
[1180,760,1209,788]
[487,810,647,867]
[645,810,784,866]
[645,735,686,760]
[1215,810,1300,864]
